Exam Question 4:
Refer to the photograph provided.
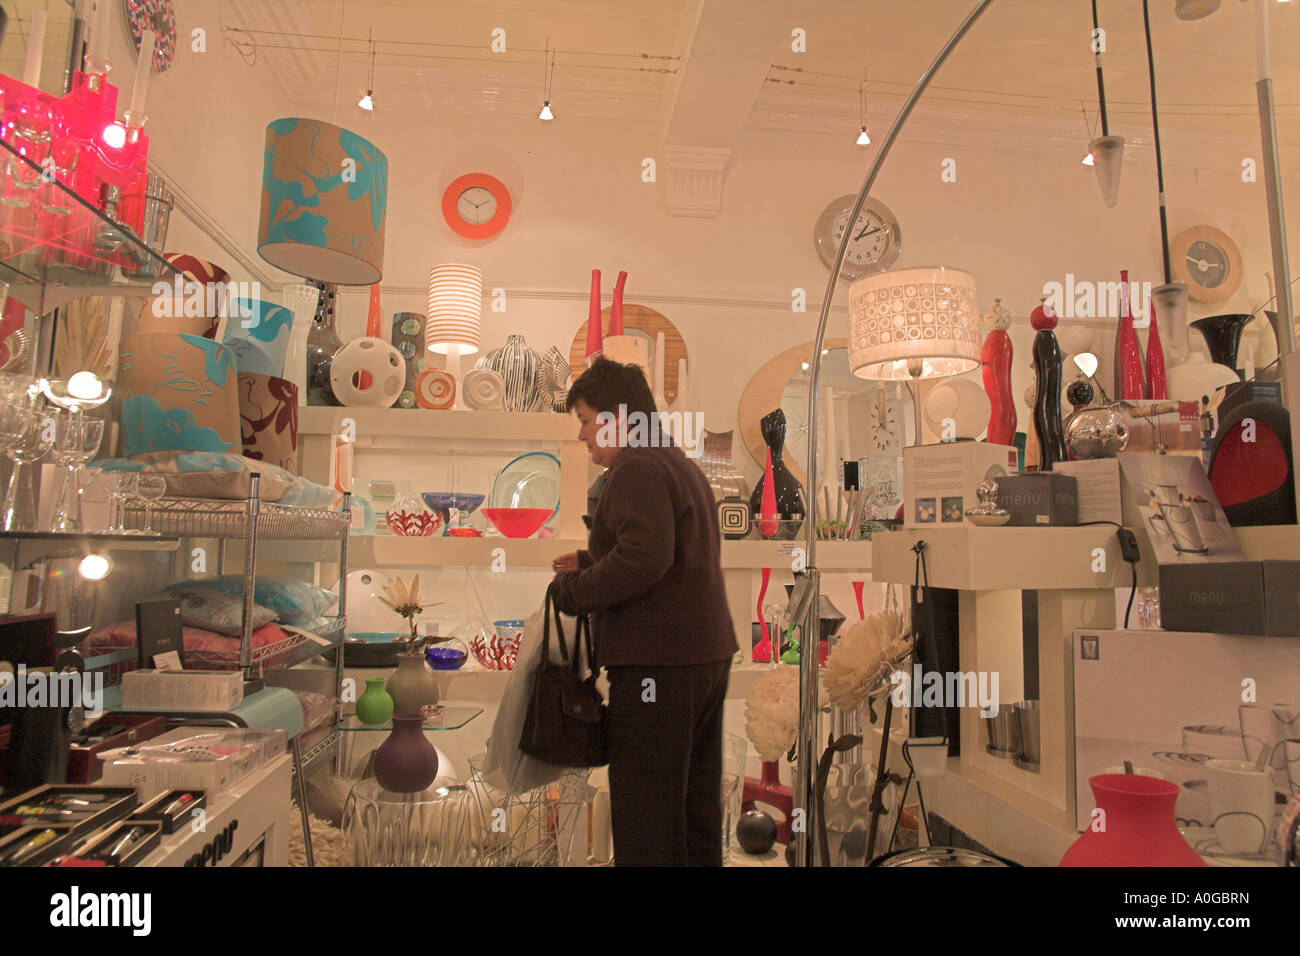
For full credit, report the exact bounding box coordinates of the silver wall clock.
[813,194,902,280]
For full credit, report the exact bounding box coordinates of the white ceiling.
[219,0,1299,148]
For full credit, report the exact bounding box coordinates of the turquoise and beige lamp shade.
[257,118,389,286]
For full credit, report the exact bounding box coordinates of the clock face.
[1171,224,1242,304]
[442,173,512,239]
[1184,240,1228,289]
[456,187,498,226]
[814,195,901,280]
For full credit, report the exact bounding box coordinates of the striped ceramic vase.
[477,334,543,412]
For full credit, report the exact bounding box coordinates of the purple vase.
[372,714,440,793]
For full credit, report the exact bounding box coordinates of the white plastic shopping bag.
[481,595,575,793]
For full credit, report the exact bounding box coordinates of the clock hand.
[854,224,882,241]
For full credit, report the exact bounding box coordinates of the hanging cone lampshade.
[1152,282,1190,364]
[585,270,603,360]
[1089,135,1125,208]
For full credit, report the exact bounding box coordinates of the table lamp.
[426,264,483,409]
[847,266,981,444]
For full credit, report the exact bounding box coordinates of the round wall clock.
[122,0,178,75]
[813,194,902,280]
[442,173,512,239]
[1171,224,1243,304]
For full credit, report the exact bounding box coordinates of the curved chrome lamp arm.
[795,0,996,868]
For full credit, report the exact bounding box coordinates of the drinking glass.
[721,771,741,864]
[2,400,52,531]
[103,471,140,533]
[135,474,166,534]
[48,412,104,532]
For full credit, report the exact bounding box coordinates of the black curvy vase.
[1032,329,1067,470]
[1190,314,1252,374]
[305,281,343,406]
[749,409,806,540]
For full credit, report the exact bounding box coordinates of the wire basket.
[466,754,595,867]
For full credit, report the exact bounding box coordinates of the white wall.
[129,8,1296,491]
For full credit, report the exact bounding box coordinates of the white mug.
[1206,759,1276,855]
[1239,703,1300,771]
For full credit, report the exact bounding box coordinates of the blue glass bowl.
[420,493,485,514]
[425,641,468,670]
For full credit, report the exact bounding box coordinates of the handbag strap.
[543,583,572,666]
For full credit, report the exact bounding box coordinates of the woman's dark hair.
[565,357,658,418]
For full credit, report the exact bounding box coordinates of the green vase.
[356,678,394,725]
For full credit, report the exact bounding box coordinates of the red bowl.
[482,507,552,539]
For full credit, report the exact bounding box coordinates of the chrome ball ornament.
[1065,403,1130,459]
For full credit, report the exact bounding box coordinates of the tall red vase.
[585,270,603,358]
[1060,774,1205,867]
[1117,271,1146,401]
[610,270,628,336]
[1145,301,1168,400]
[758,449,779,539]
[981,327,1016,445]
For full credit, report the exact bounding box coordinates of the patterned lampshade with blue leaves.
[257,117,388,286]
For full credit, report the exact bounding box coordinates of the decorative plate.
[123,0,178,75]
[490,451,561,525]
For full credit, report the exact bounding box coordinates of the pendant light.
[357,28,375,110]
[1088,0,1124,207]
[855,74,871,145]
[1142,0,1191,365]
[539,40,555,120]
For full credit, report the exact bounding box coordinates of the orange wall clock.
[442,173,512,239]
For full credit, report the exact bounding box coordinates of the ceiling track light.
[539,38,556,120]
[856,73,871,145]
[358,27,375,110]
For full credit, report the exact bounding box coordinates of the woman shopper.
[550,357,738,866]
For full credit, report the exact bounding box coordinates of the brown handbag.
[518,584,608,767]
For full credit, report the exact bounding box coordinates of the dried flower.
[745,666,802,762]
[823,610,912,713]
[377,574,442,654]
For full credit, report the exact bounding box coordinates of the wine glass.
[135,474,167,534]
[2,398,52,531]
[48,412,104,532]
[103,471,140,533]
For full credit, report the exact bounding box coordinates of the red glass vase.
[1116,271,1146,401]
[1145,301,1168,400]
[1059,774,1205,867]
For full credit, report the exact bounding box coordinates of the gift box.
[903,442,1017,528]
[994,472,1078,526]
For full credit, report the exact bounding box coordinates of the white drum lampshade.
[848,266,981,444]
[426,264,483,356]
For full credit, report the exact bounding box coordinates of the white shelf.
[299,406,576,441]
[721,539,871,571]
[871,526,1158,590]
[350,534,587,568]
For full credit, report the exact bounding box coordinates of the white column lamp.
[426,264,483,409]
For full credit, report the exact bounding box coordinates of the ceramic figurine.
[1030,298,1067,471]
[330,337,405,408]
[749,409,805,540]
[980,298,1016,446]
[964,479,1011,526]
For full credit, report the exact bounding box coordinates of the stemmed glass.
[103,471,140,533]
[2,397,52,531]
[48,411,104,532]
[135,474,166,534]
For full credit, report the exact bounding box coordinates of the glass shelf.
[0,133,178,295]
[339,706,484,734]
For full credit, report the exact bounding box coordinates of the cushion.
[165,575,337,626]
[164,588,279,636]
[89,620,294,667]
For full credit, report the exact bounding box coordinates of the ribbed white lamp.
[427,264,483,409]
[847,266,981,444]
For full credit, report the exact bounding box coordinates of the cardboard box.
[1158,562,1267,636]
[995,472,1078,526]
[1072,627,1300,832]
[1053,459,1122,525]
[120,669,244,712]
[903,442,1017,528]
